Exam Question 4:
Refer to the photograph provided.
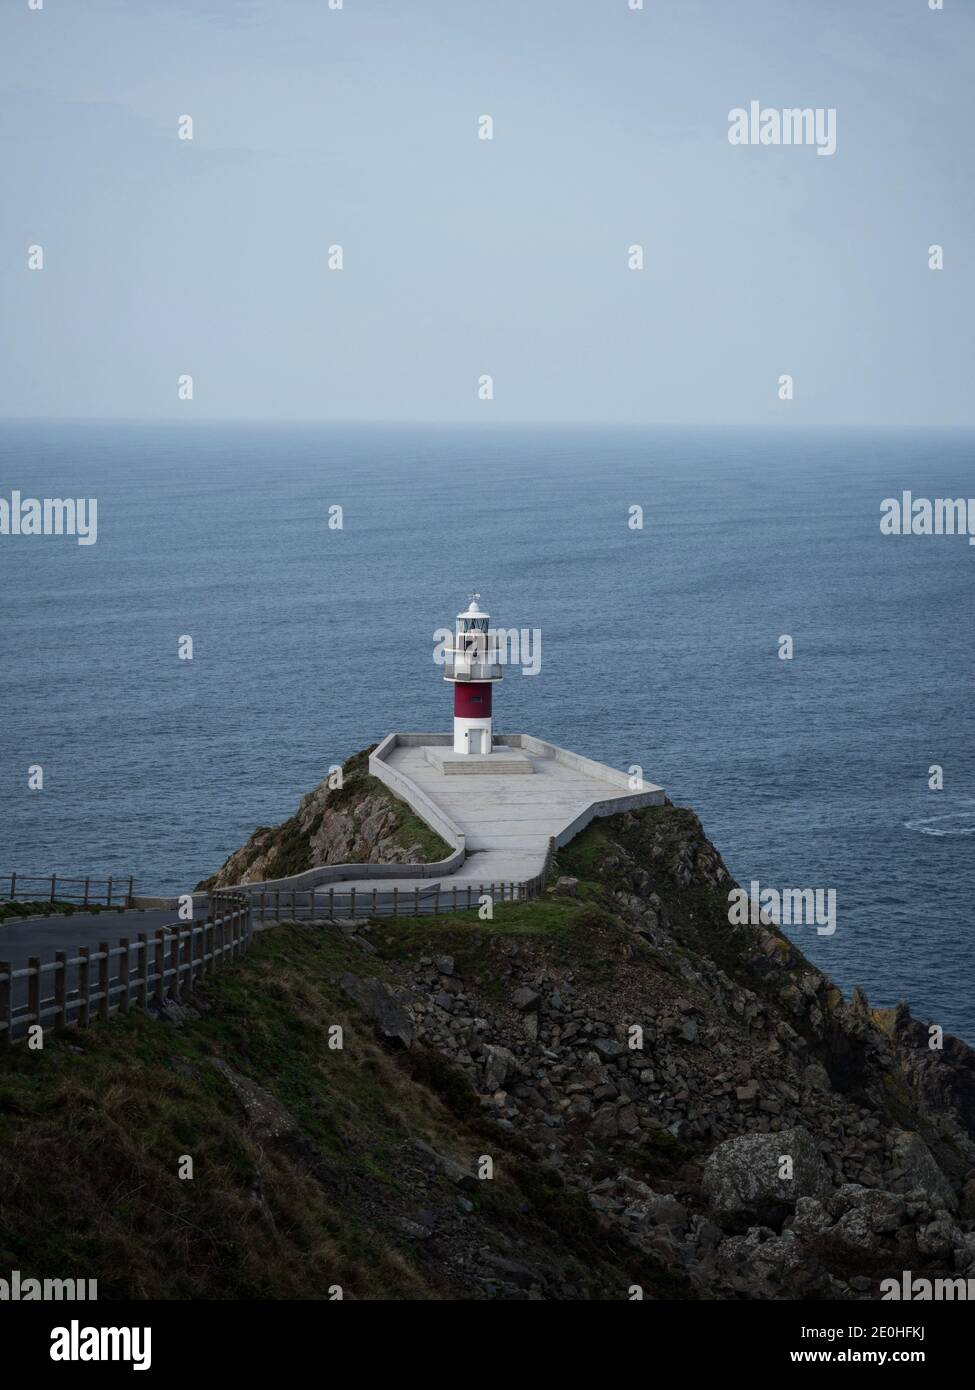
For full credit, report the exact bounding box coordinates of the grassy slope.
[0,874,689,1300]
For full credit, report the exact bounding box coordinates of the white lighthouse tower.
[444,594,503,755]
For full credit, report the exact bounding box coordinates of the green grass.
[0,925,470,1298]
[370,890,622,1002]
[0,915,690,1300]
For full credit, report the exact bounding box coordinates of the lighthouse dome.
[457,593,489,621]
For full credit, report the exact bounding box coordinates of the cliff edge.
[4,753,974,1300]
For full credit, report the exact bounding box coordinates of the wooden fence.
[248,872,546,921]
[1,873,135,907]
[0,892,250,1046]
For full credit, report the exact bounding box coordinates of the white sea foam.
[904,811,975,838]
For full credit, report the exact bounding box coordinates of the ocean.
[1,420,973,1040]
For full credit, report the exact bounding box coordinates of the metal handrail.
[1,873,135,907]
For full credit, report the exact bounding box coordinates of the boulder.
[210,1059,302,1142]
[889,1130,957,1210]
[340,973,415,1049]
[704,1126,832,1231]
[482,1043,517,1092]
[411,1140,478,1191]
[824,1187,906,1252]
[511,987,541,1012]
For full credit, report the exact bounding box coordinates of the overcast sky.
[1,0,972,425]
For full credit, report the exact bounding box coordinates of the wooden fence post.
[106,876,113,907]
[153,931,166,1006]
[350,887,356,919]
[119,939,130,1014]
[9,873,15,900]
[393,887,399,918]
[127,876,134,907]
[137,935,149,1010]
[78,947,91,1027]
[414,887,420,916]
[0,962,11,1044]
[27,957,40,1031]
[83,877,90,906]
[170,932,180,1000]
[50,875,57,904]
[98,943,110,1022]
[54,951,67,1029]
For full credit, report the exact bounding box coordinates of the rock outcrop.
[198,746,451,889]
[327,796,975,1299]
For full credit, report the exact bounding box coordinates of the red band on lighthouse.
[454,683,492,718]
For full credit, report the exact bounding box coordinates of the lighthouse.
[444,594,503,754]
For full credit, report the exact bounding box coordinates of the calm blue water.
[1,422,973,1040]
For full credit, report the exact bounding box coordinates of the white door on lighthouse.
[468,729,483,754]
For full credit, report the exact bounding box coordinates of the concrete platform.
[200,732,665,912]
[370,733,666,888]
[423,746,535,775]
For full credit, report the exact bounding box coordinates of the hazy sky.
[1,0,972,424]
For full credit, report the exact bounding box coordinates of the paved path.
[0,909,198,972]
[329,740,654,896]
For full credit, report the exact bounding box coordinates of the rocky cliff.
[325,787,975,1297]
[6,760,973,1301]
[198,747,453,889]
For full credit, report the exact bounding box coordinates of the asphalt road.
[0,909,199,970]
